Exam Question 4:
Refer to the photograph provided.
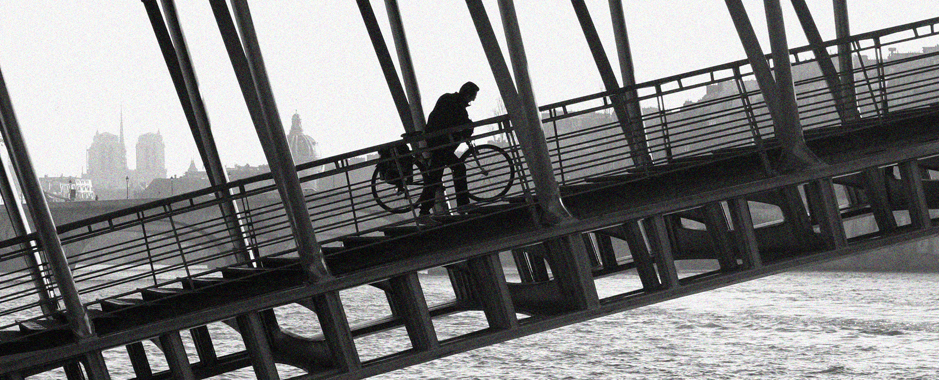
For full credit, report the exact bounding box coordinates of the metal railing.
[1,16,938,337]
[540,16,939,186]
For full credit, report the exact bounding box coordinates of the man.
[417,81,479,224]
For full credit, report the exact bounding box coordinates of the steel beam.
[227,0,331,281]
[789,0,857,122]
[236,312,279,380]
[385,0,426,132]
[80,351,111,380]
[900,160,931,230]
[388,272,439,349]
[145,0,254,264]
[311,292,361,372]
[466,254,518,330]
[725,0,820,171]
[126,342,153,379]
[0,151,56,315]
[465,0,570,224]
[727,198,763,269]
[159,332,195,380]
[0,66,93,339]
[608,0,649,164]
[833,0,857,114]
[542,235,600,310]
[356,0,414,133]
[571,0,649,166]
[645,215,679,289]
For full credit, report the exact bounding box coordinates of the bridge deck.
[5,105,938,378]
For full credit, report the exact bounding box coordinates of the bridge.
[1,1,938,379]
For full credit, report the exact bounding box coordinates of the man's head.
[459,81,479,105]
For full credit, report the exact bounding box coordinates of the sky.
[0,1,935,177]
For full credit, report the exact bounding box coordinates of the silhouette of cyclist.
[417,81,479,223]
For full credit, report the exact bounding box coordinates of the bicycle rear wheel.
[371,167,419,214]
[460,144,515,202]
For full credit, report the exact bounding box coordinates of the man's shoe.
[416,214,441,226]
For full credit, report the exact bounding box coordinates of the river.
[23,271,939,379]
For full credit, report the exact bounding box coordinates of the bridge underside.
[3,105,938,379]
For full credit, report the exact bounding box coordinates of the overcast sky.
[0,1,935,177]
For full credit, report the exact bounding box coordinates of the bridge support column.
[621,221,661,289]
[144,0,255,264]
[237,312,279,380]
[213,0,330,281]
[311,292,361,372]
[609,0,649,165]
[805,178,848,249]
[80,351,111,380]
[159,331,195,380]
[861,167,898,233]
[356,0,414,134]
[702,203,740,271]
[900,160,932,229]
[725,0,822,171]
[126,341,153,379]
[0,147,56,315]
[466,0,572,224]
[833,0,857,116]
[543,235,600,310]
[728,198,763,269]
[0,62,94,339]
[388,272,439,350]
[790,0,858,122]
[190,326,218,368]
[467,254,518,329]
[571,0,649,166]
[644,215,679,289]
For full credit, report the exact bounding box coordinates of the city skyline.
[0,1,934,177]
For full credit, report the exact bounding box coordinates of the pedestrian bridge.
[1,4,939,380]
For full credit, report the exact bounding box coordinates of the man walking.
[417,81,480,224]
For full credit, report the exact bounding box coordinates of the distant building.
[85,130,127,194]
[135,132,166,188]
[39,176,94,202]
[287,112,323,190]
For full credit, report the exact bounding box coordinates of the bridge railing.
[1,16,938,335]
[540,16,939,186]
[0,115,530,331]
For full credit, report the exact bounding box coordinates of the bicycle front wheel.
[460,144,515,202]
[371,167,418,214]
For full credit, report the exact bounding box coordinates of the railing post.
[143,0,255,265]
[0,65,94,339]
[0,148,57,315]
[216,0,330,281]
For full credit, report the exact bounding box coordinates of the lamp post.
[125,176,129,199]
[170,175,175,196]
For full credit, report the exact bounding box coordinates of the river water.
[23,271,939,379]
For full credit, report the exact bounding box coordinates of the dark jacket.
[424,92,473,148]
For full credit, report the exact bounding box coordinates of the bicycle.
[371,141,516,214]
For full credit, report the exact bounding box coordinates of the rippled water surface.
[24,271,939,379]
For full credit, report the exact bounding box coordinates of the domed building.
[286,112,323,190]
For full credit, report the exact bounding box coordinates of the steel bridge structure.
[1,1,939,379]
